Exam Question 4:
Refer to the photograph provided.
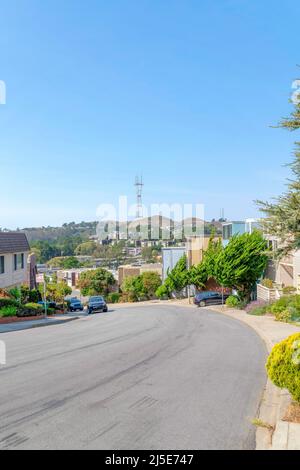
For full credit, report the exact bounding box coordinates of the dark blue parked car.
[38,300,57,309]
[194,291,230,307]
[87,296,108,314]
[69,298,83,312]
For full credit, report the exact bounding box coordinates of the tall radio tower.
[135,175,144,219]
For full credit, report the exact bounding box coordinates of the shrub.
[249,305,269,316]
[0,298,20,309]
[270,296,291,314]
[106,293,120,303]
[225,295,247,310]
[24,303,43,311]
[225,295,240,308]
[261,278,274,289]
[266,333,300,402]
[156,285,170,300]
[274,309,292,323]
[8,287,21,301]
[17,303,43,317]
[0,306,18,317]
[282,286,297,295]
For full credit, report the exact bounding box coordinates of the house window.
[222,225,232,240]
[0,256,4,274]
[14,253,24,270]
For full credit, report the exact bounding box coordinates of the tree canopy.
[257,78,300,255]
[77,268,116,296]
[214,231,268,300]
[121,271,162,302]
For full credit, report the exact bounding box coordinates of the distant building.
[263,236,300,292]
[186,235,220,267]
[118,263,163,286]
[222,219,260,246]
[162,247,186,281]
[57,267,118,289]
[0,232,34,290]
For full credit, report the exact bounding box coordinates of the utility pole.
[186,239,191,304]
[43,275,47,319]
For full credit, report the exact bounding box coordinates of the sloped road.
[0,305,266,449]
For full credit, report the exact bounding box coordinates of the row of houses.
[162,219,300,295]
[2,219,299,295]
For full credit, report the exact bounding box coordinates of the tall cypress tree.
[257,77,300,255]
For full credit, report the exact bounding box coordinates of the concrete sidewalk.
[0,314,79,333]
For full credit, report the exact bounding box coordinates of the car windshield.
[90,296,104,302]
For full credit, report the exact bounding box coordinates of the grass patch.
[251,418,274,430]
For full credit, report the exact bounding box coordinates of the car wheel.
[103,307,108,312]
[199,300,206,307]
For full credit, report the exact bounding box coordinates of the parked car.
[87,296,108,314]
[38,300,57,309]
[69,297,83,312]
[194,291,230,307]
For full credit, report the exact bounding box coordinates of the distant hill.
[3,221,98,242]
[1,216,222,242]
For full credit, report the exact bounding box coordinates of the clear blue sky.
[0,0,299,228]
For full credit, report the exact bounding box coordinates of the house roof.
[0,232,30,254]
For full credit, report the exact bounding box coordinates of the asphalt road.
[0,305,267,450]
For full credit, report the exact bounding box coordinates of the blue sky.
[0,0,299,228]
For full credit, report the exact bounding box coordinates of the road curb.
[0,316,79,334]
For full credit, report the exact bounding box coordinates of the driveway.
[0,304,266,449]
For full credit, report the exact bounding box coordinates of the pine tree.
[257,77,300,255]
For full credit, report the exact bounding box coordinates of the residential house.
[186,235,220,267]
[222,218,260,246]
[162,247,186,281]
[0,232,32,290]
[264,236,300,292]
[118,263,163,287]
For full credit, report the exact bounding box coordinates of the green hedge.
[106,293,120,303]
[266,333,300,403]
[0,298,20,309]
[17,303,43,317]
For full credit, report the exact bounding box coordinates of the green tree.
[257,78,300,255]
[188,234,223,289]
[141,271,162,298]
[121,275,145,302]
[75,241,97,256]
[77,268,116,296]
[20,284,40,304]
[47,256,82,269]
[160,255,189,298]
[214,232,268,300]
[40,280,72,312]
[141,246,158,263]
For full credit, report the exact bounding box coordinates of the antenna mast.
[135,176,144,219]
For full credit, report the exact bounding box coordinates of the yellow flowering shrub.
[266,333,300,402]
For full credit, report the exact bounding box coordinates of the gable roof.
[0,232,30,254]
